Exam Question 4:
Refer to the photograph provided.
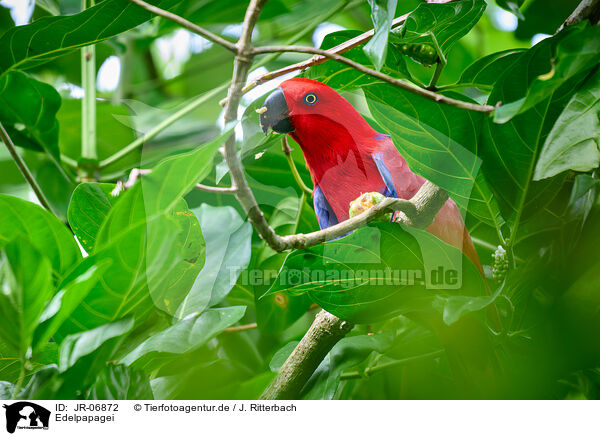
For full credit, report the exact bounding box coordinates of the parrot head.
[259,78,376,144]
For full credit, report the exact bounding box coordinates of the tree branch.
[260,181,449,399]
[236,0,458,100]
[128,0,238,53]
[280,181,448,250]
[557,0,600,32]
[260,310,353,399]
[252,45,495,113]
[221,0,289,252]
[0,122,57,216]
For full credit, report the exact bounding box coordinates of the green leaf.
[59,317,134,372]
[303,334,392,399]
[364,0,398,71]
[480,31,590,237]
[33,262,108,352]
[96,126,233,246]
[364,83,503,231]
[0,71,61,163]
[176,205,252,318]
[391,0,486,56]
[56,214,182,336]
[494,25,600,123]
[0,194,81,277]
[121,306,246,371]
[255,195,317,332]
[496,0,525,20]
[0,0,182,77]
[86,364,153,400]
[534,69,600,180]
[266,223,486,324]
[458,49,526,90]
[0,238,53,358]
[68,183,119,254]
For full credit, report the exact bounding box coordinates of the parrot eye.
[303,92,318,105]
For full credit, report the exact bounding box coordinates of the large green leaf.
[265,223,486,323]
[0,0,182,77]
[390,0,486,56]
[56,214,182,336]
[121,306,246,371]
[364,0,398,71]
[494,24,600,123]
[534,69,600,180]
[0,194,81,277]
[68,183,119,254]
[364,83,503,231]
[96,127,233,246]
[175,205,252,318]
[33,262,107,352]
[0,238,54,359]
[480,29,590,237]
[457,49,525,90]
[0,71,61,163]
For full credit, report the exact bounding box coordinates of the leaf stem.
[98,84,228,168]
[81,0,97,162]
[339,349,445,380]
[0,122,57,215]
[282,136,312,196]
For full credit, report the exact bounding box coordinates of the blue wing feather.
[313,185,339,229]
[372,152,398,198]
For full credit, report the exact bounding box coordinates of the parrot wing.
[313,185,339,229]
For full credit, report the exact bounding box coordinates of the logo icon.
[3,402,50,434]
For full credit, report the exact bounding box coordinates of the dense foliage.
[0,0,599,399]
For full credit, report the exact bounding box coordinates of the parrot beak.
[259,87,294,135]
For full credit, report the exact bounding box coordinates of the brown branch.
[232,0,458,102]
[260,310,353,400]
[260,181,449,399]
[128,0,238,53]
[252,45,495,113]
[0,122,56,216]
[281,181,448,250]
[221,0,289,252]
[557,0,600,32]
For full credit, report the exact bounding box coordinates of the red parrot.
[259,78,483,274]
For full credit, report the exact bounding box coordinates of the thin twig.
[195,183,237,194]
[98,84,228,168]
[234,0,458,102]
[280,181,448,251]
[223,322,258,333]
[252,45,495,113]
[557,0,600,32]
[0,122,56,216]
[127,0,238,53]
[339,349,445,380]
[282,136,312,196]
